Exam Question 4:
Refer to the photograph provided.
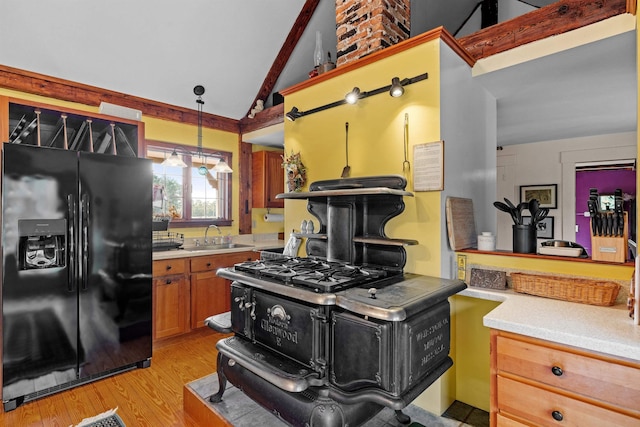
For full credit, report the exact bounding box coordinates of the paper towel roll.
[264,213,284,223]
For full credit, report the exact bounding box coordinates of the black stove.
[207,176,467,427]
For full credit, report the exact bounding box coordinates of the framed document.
[413,141,444,191]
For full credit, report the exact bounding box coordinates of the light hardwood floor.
[0,328,225,427]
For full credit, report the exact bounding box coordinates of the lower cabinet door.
[154,275,189,340]
[497,376,640,427]
[191,270,231,329]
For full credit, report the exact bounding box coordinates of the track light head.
[389,77,404,97]
[345,87,361,104]
[286,107,302,122]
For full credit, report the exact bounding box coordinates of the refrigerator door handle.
[67,194,76,292]
[80,193,90,291]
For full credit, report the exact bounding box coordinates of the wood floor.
[0,328,226,427]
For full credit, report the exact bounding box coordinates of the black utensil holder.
[513,224,537,254]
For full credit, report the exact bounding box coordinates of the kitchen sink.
[183,243,254,252]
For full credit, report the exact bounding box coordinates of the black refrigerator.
[1,143,153,411]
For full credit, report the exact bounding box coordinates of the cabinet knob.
[551,366,564,376]
[206,262,212,267]
[165,279,172,285]
[551,410,563,421]
[166,265,172,271]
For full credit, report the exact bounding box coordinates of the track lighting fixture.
[389,77,404,97]
[345,87,362,104]
[286,107,303,122]
[286,72,428,123]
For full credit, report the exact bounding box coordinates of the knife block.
[590,212,628,263]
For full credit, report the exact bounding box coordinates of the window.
[146,140,232,227]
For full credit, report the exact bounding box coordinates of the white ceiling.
[0,1,636,148]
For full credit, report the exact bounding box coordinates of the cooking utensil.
[341,122,350,178]
[528,199,539,220]
[516,202,528,225]
[533,208,549,224]
[402,113,410,173]
[493,201,519,225]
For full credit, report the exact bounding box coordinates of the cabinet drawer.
[496,413,530,427]
[153,259,187,276]
[497,376,640,427]
[496,335,640,413]
[191,256,219,273]
[191,252,256,273]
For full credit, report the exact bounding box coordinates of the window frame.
[144,139,233,228]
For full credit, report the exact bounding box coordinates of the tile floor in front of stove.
[189,374,489,427]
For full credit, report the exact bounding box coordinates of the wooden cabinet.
[152,259,189,340]
[491,330,640,426]
[190,251,257,330]
[252,150,284,208]
[3,96,143,156]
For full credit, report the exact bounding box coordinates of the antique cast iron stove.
[207,175,466,427]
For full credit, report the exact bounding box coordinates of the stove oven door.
[252,290,328,372]
[230,283,252,338]
[331,301,451,397]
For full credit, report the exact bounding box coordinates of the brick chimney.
[336,0,411,67]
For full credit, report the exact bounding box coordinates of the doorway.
[575,163,636,257]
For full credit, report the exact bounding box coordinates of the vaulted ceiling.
[0,0,635,147]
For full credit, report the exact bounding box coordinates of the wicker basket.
[510,273,620,306]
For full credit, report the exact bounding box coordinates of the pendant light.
[161,85,233,174]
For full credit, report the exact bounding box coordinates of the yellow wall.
[0,88,241,239]
[283,39,443,273]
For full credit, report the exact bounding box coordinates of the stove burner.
[233,257,391,292]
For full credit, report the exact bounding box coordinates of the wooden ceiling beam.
[0,64,239,134]
[457,0,630,60]
[243,0,320,119]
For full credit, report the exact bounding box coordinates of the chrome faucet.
[204,224,222,244]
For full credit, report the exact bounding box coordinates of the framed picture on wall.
[523,216,554,239]
[520,184,557,209]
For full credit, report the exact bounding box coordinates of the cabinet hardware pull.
[551,410,563,421]
[207,263,212,267]
[551,366,563,376]
[166,265,172,270]
[165,279,172,285]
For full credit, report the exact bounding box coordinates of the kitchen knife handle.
[67,194,76,292]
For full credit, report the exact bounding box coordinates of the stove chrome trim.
[216,337,322,393]
[217,268,338,306]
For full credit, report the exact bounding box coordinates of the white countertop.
[459,287,640,362]
[152,239,285,261]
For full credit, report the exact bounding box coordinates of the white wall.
[440,40,497,277]
[496,132,637,250]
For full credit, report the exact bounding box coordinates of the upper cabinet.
[3,97,143,157]
[252,150,284,208]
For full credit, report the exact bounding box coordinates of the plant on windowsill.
[281,150,307,192]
